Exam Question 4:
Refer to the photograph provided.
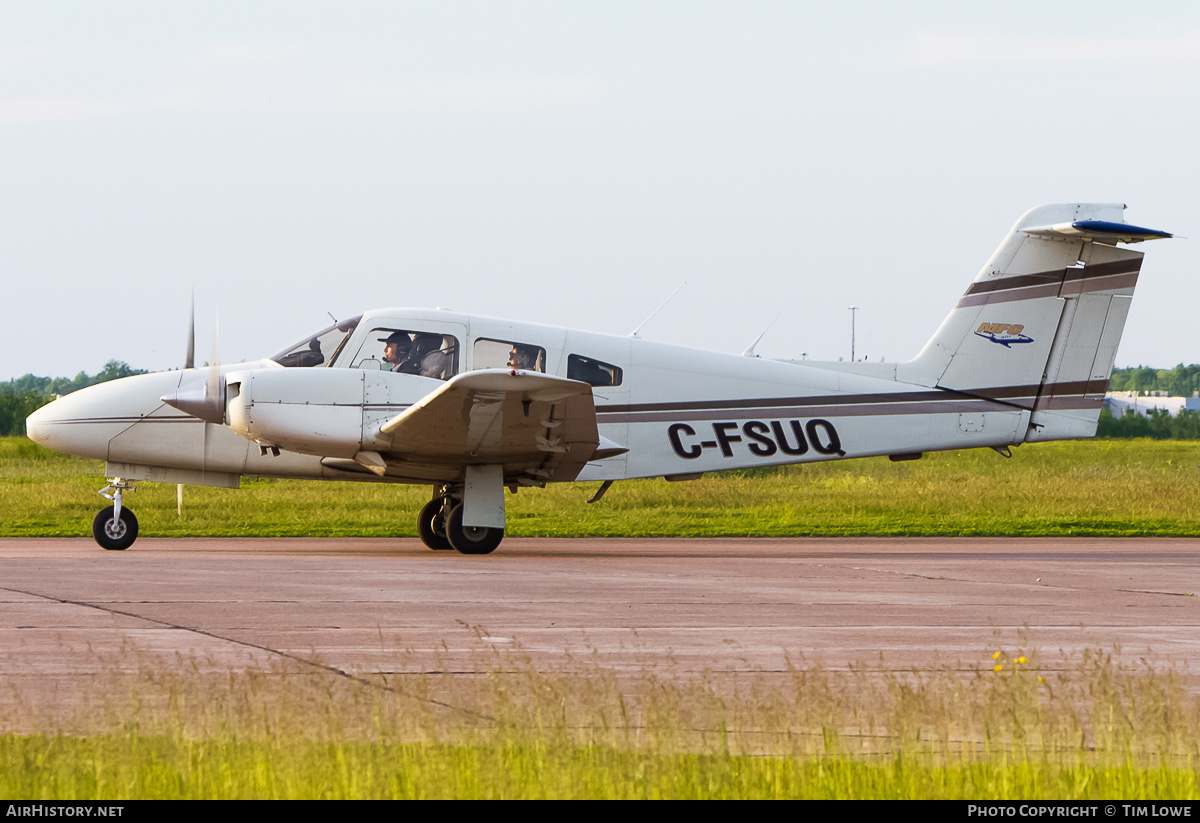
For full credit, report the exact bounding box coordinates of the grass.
[5,436,1200,797]
[1,642,1198,799]
[3,436,1200,538]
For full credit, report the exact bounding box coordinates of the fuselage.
[26,307,1028,488]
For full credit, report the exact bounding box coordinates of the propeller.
[202,312,220,476]
[167,299,230,516]
[184,292,195,370]
[165,308,225,516]
[162,311,225,425]
[179,293,196,516]
[206,310,221,415]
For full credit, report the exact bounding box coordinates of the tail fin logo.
[974,322,1033,348]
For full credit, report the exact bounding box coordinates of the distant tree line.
[1097,408,1200,440]
[0,361,146,436]
[1109,364,1200,397]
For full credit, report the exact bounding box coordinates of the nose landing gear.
[93,479,138,551]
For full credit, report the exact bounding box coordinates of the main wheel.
[92,506,138,551]
[417,498,453,551]
[445,504,504,555]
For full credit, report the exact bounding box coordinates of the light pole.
[848,306,858,362]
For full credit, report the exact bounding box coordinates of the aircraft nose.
[22,383,131,461]
[24,401,55,448]
[24,391,109,460]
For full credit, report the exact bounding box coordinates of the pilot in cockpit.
[381,331,414,372]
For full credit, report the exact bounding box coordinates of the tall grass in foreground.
[2,644,1197,799]
[5,437,1200,537]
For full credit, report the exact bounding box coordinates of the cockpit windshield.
[270,315,362,367]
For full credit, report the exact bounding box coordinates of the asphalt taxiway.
[2,537,1198,690]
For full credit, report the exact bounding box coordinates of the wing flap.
[377,369,600,483]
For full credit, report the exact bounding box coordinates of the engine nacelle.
[225,368,370,458]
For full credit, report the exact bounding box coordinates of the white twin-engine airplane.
[26,203,1172,554]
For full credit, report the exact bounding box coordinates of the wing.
[375,369,600,484]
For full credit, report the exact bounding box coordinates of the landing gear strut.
[417,484,505,555]
[93,479,138,551]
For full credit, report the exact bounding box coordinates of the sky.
[2,1,1198,381]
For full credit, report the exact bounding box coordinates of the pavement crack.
[1115,588,1196,598]
[846,565,957,582]
[1,585,493,723]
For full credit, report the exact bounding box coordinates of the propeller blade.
[207,312,220,401]
[184,292,195,370]
[161,311,226,424]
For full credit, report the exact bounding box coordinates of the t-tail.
[897,203,1172,441]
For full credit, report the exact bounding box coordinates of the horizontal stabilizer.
[1022,219,1172,244]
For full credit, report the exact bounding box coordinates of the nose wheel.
[92,506,138,551]
[93,479,138,551]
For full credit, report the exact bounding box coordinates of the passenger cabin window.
[474,338,546,372]
[347,327,459,380]
[567,354,623,387]
[271,315,361,367]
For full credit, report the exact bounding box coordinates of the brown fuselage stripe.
[45,384,1109,430]
[595,380,1107,421]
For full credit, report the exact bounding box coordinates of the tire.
[445,503,504,555]
[417,498,453,551]
[92,506,138,551]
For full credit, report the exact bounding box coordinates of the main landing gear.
[417,485,504,555]
[87,478,507,555]
[93,479,138,551]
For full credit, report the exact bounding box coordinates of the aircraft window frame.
[347,327,459,380]
[567,354,623,387]
[270,315,362,368]
[473,338,546,373]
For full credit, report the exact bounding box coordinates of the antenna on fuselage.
[742,312,782,358]
[629,281,687,338]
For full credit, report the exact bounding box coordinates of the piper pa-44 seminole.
[26,203,1173,554]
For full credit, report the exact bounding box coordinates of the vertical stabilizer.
[898,203,1170,441]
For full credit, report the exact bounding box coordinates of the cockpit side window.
[473,338,546,373]
[346,327,459,380]
[567,354,623,387]
[271,315,362,368]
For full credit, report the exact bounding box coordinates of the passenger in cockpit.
[508,344,539,371]
[411,333,450,379]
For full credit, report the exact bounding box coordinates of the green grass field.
[4,436,1200,538]
[3,644,1198,799]
[5,435,1200,798]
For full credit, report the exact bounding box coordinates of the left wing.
[376,369,601,484]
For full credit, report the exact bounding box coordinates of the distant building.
[1104,390,1200,418]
